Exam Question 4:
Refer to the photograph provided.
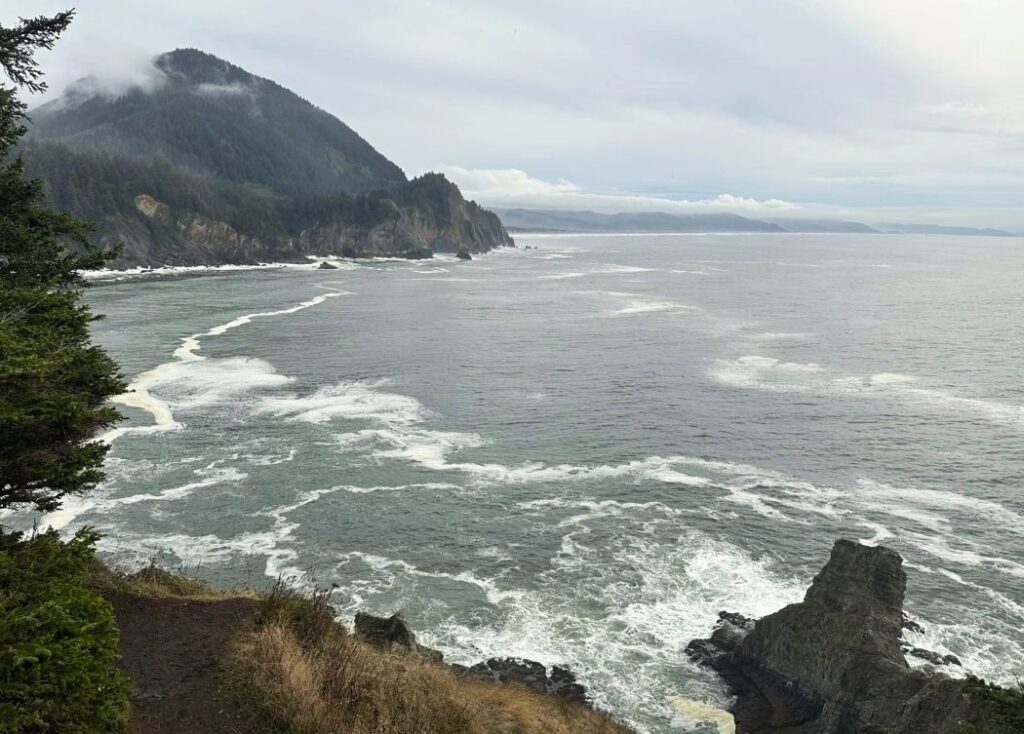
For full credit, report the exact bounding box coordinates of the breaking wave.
[710,355,1023,428]
[100,291,346,443]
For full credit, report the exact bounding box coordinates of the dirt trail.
[107,593,258,734]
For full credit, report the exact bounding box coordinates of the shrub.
[0,529,131,733]
[960,677,1024,734]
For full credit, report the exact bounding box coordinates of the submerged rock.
[456,249,472,260]
[687,539,993,733]
[317,260,338,269]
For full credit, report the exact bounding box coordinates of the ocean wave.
[81,261,321,281]
[745,332,814,341]
[710,355,1023,428]
[855,478,1023,535]
[100,291,346,443]
[256,380,424,426]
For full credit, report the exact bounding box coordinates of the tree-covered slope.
[28,48,406,197]
[20,49,512,265]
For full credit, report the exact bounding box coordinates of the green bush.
[960,677,1024,734]
[0,529,130,733]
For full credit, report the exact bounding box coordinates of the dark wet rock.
[903,613,926,635]
[548,665,589,704]
[469,658,547,693]
[317,260,338,269]
[353,611,443,663]
[903,646,965,668]
[687,539,996,733]
[686,611,756,668]
[354,611,416,648]
[906,647,947,666]
[465,657,589,705]
[456,248,472,260]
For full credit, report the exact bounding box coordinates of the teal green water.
[14,234,1024,732]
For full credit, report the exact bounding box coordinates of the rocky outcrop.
[687,539,995,733]
[353,612,443,663]
[465,658,588,705]
[353,611,589,707]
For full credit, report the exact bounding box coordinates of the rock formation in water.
[687,539,1001,733]
[21,49,513,266]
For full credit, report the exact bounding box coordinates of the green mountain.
[22,49,512,266]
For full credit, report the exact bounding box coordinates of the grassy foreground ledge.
[224,581,632,734]
[84,561,634,734]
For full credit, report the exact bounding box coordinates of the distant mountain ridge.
[22,49,512,266]
[494,208,1014,237]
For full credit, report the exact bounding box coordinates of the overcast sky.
[7,1,1024,228]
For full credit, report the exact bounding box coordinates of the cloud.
[443,167,580,196]
[5,0,1024,228]
[195,81,255,97]
[445,166,1024,230]
[444,167,798,215]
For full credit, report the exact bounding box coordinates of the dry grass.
[89,561,256,600]
[225,583,634,734]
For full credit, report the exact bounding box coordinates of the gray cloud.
[5,0,1023,228]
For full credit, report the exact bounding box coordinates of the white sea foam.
[857,521,894,546]
[537,272,587,279]
[710,355,1023,428]
[290,376,846,526]
[746,331,814,341]
[607,299,697,316]
[332,482,461,494]
[670,698,735,734]
[903,533,1024,579]
[419,531,805,732]
[100,292,345,443]
[81,261,321,281]
[855,478,1023,536]
[709,355,825,391]
[40,463,247,532]
[256,380,424,425]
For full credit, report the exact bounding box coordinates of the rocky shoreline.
[348,539,1020,733]
[353,611,591,707]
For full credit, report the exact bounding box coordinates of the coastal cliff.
[687,539,1012,733]
[21,49,513,266]
[97,173,512,267]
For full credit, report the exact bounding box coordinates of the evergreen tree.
[0,11,124,514]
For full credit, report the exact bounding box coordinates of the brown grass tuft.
[89,561,256,600]
[224,585,634,734]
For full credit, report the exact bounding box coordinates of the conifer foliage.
[0,11,124,514]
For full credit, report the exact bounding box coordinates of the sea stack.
[687,539,998,733]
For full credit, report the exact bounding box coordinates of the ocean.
[17,233,1024,732]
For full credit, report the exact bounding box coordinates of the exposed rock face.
[687,539,991,733]
[295,184,511,261]
[99,182,511,267]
